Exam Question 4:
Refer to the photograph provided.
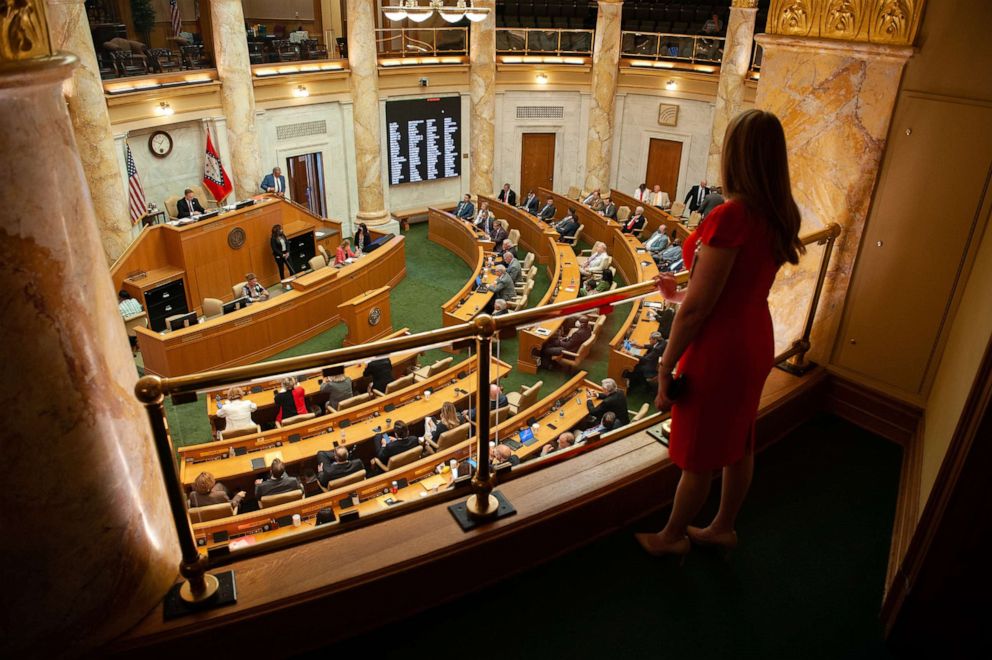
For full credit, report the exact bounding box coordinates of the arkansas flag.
[203,132,233,202]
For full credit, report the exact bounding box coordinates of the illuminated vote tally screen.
[386,96,461,185]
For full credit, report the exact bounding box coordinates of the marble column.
[347,0,391,227]
[470,0,496,197]
[583,0,623,195]
[756,34,913,363]
[705,0,758,183]
[45,0,132,262]
[210,0,262,201]
[0,4,179,656]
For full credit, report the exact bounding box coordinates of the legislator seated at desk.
[503,251,522,283]
[254,459,304,499]
[577,412,618,443]
[454,194,474,220]
[467,384,509,421]
[649,185,671,210]
[623,332,667,391]
[582,190,605,212]
[274,377,308,424]
[364,356,393,394]
[320,367,354,411]
[216,387,258,439]
[335,239,357,265]
[580,269,613,297]
[519,190,539,214]
[497,183,517,207]
[602,198,618,219]
[176,188,206,219]
[354,223,372,253]
[586,378,630,426]
[260,166,287,196]
[620,207,646,235]
[555,211,579,240]
[536,316,592,367]
[486,265,515,305]
[189,471,246,510]
[541,431,576,456]
[538,197,556,222]
[241,272,270,303]
[316,446,364,488]
[373,421,426,474]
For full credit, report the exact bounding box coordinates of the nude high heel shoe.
[687,526,738,558]
[634,533,691,564]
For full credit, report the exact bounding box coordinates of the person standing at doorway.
[261,167,287,197]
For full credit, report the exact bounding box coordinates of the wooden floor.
[109,367,826,656]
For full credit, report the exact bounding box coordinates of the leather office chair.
[428,422,470,452]
[511,280,534,311]
[371,445,423,473]
[337,391,372,410]
[670,201,686,218]
[308,255,326,271]
[165,195,181,220]
[554,316,606,371]
[318,245,331,265]
[217,424,261,440]
[522,251,535,271]
[488,404,512,430]
[567,185,581,200]
[259,489,304,509]
[231,283,247,299]
[373,373,415,397]
[324,469,367,491]
[514,266,538,294]
[508,228,521,247]
[558,224,583,246]
[414,357,453,381]
[187,502,237,523]
[506,380,543,416]
[276,412,315,428]
[616,205,631,223]
[202,298,223,319]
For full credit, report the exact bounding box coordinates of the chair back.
[277,412,315,428]
[567,185,581,200]
[513,281,533,311]
[231,283,246,299]
[123,312,148,337]
[328,469,367,490]
[689,211,702,226]
[489,405,512,429]
[616,205,631,222]
[435,422,471,451]
[386,445,423,471]
[259,489,303,509]
[384,373,416,394]
[202,298,223,318]
[508,228,521,246]
[518,380,543,411]
[522,251,534,271]
[425,357,453,378]
[217,424,261,440]
[308,255,326,271]
[526,265,538,282]
[670,201,686,218]
[631,402,650,422]
[338,391,372,410]
[187,502,235,523]
[318,245,331,265]
[165,195,180,218]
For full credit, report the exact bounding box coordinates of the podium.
[339,286,393,346]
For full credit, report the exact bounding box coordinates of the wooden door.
[645,138,682,201]
[520,133,555,198]
[285,153,327,217]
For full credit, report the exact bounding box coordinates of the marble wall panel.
[124,121,211,210]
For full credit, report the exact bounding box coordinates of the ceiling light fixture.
[665,79,677,91]
[156,101,174,116]
[383,1,491,23]
[293,84,310,98]
[535,73,549,84]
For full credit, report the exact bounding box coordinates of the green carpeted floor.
[162,222,651,447]
[297,414,903,659]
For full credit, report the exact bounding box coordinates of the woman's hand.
[654,272,679,300]
[655,371,674,412]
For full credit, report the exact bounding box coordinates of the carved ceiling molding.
[0,0,52,62]
[732,1,760,9]
[766,0,925,46]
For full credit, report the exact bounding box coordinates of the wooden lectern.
[339,286,393,346]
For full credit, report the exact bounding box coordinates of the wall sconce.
[293,84,310,98]
[156,101,174,116]
[665,79,677,91]
[535,73,549,85]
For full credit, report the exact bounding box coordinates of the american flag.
[170,0,183,37]
[125,144,147,225]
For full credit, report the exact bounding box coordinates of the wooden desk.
[178,357,512,490]
[134,236,406,377]
[538,187,620,252]
[516,243,581,374]
[191,439,479,552]
[427,208,493,263]
[608,238,665,392]
[610,189,690,240]
[478,195,558,264]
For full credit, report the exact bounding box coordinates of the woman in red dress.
[636,110,804,558]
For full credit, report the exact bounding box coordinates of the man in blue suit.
[454,194,475,220]
[260,167,287,196]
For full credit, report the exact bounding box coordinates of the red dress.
[669,200,780,472]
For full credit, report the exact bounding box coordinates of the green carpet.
[298,414,902,659]
[161,223,651,447]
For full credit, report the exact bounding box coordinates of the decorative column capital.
[1,0,52,62]
[731,0,759,8]
[766,0,926,46]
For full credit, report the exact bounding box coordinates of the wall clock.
[148,130,173,158]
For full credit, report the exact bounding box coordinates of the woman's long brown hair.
[721,109,805,265]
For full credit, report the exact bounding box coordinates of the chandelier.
[383,1,491,24]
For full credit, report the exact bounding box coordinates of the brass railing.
[620,30,727,65]
[375,27,469,58]
[495,28,595,56]
[135,220,840,608]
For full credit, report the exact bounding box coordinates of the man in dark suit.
[468,384,509,421]
[538,198,556,222]
[363,356,393,394]
[498,238,517,259]
[454,194,475,220]
[493,443,521,466]
[623,331,667,390]
[497,183,517,206]
[555,210,579,240]
[254,459,303,499]
[490,219,508,246]
[316,446,364,488]
[374,421,423,470]
[698,187,725,219]
[176,188,205,218]
[519,190,540,214]
[602,199,617,219]
[539,315,592,365]
[621,206,646,235]
[684,179,710,213]
[586,378,630,426]
[260,166,287,196]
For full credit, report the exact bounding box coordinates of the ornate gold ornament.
[0,0,51,62]
[767,0,923,44]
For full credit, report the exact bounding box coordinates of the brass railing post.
[135,375,230,609]
[466,315,498,518]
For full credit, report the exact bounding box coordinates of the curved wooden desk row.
[136,236,406,377]
[192,439,479,552]
[191,373,602,551]
[429,210,500,326]
[516,242,582,374]
[478,195,559,265]
[609,189,691,241]
[203,328,416,432]
[178,357,513,488]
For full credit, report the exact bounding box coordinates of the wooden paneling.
[521,132,556,197]
[645,138,682,202]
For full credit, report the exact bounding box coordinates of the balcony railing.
[375,27,469,59]
[621,30,726,66]
[496,28,595,56]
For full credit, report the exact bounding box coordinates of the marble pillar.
[347,0,390,226]
[470,0,496,197]
[0,7,179,656]
[756,34,913,363]
[45,0,132,262]
[583,0,623,195]
[210,0,262,201]
[706,0,757,183]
